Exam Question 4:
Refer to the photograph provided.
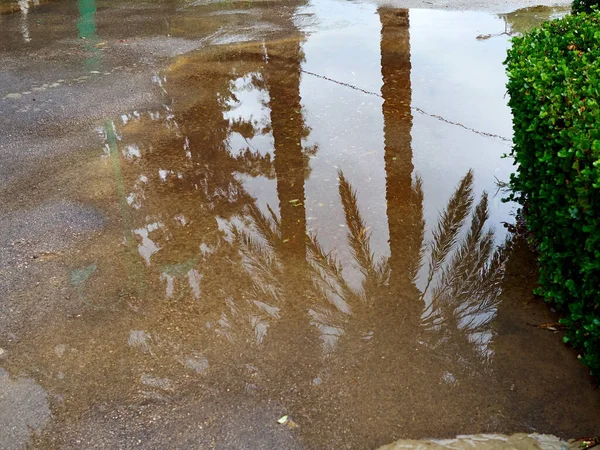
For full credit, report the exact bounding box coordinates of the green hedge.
[504,12,600,378]
[573,0,600,14]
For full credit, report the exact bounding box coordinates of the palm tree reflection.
[227,166,509,371]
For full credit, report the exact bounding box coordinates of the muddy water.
[0,1,597,449]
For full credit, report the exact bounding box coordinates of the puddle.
[0,0,598,448]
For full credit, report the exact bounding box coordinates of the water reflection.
[475,5,569,40]
[18,0,33,42]
[82,3,508,422]
[498,5,569,35]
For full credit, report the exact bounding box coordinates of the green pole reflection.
[105,120,146,297]
[77,0,100,70]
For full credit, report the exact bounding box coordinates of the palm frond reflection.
[422,171,510,364]
[223,168,510,370]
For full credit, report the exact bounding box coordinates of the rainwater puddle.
[0,0,596,448]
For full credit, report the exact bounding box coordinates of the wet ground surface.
[0,0,598,449]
